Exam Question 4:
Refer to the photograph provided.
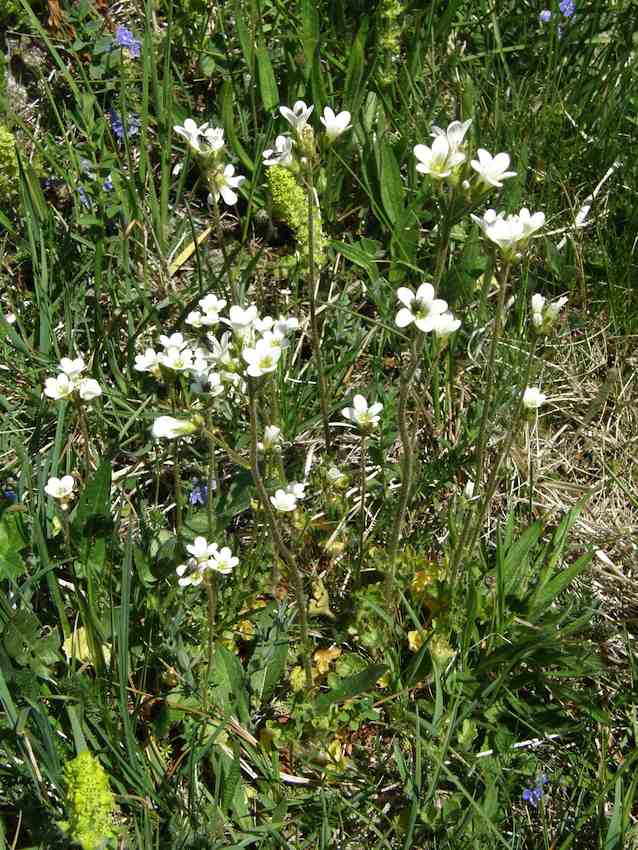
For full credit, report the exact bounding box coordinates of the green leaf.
[329,239,381,283]
[210,646,250,726]
[344,20,369,117]
[315,663,387,712]
[221,81,255,173]
[378,142,404,226]
[255,45,279,113]
[247,607,289,706]
[0,513,28,582]
[74,460,112,529]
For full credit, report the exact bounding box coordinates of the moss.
[61,751,118,850]
[0,125,19,213]
[266,165,326,268]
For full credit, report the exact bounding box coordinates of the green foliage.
[0,125,19,213]
[61,751,119,850]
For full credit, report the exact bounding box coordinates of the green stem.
[76,404,92,478]
[206,414,217,539]
[461,335,537,571]
[306,170,331,451]
[173,441,183,537]
[247,380,313,687]
[203,575,217,713]
[384,335,421,600]
[356,435,367,585]
[210,189,237,304]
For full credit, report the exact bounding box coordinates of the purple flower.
[103,175,113,191]
[110,109,141,142]
[559,0,575,16]
[2,489,16,502]
[189,482,208,506]
[539,9,552,22]
[114,26,142,58]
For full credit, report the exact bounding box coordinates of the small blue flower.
[103,175,113,191]
[539,9,552,22]
[110,109,141,142]
[114,25,142,58]
[77,186,90,208]
[189,482,208,506]
[2,489,16,502]
[559,0,575,16]
[523,775,548,807]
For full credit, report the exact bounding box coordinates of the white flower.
[44,475,75,509]
[242,338,282,377]
[152,416,200,439]
[320,106,352,141]
[270,488,298,512]
[134,348,161,376]
[59,356,86,378]
[202,126,225,152]
[159,333,186,350]
[431,119,472,155]
[531,294,567,333]
[158,346,194,372]
[279,100,314,133]
[263,135,294,167]
[209,164,246,206]
[186,536,219,564]
[274,316,300,338]
[522,387,546,410]
[5,312,16,324]
[228,304,258,336]
[185,310,204,328]
[176,558,205,587]
[208,331,234,366]
[208,546,238,575]
[78,378,102,401]
[198,293,226,326]
[470,149,517,188]
[414,136,465,179]
[287,481,306,500]
[395,283,448,333]
[174,118,208,154]
[472,208,544,258]
[464,479,476,500]
[258,425,283,452]
[432,311,461,339]
[44,374,75,400]
[341,394,383,431]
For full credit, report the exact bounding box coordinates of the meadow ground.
[1,0,638,847]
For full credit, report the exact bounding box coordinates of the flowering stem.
[247,379,313,687]
[356,435,367,584]
[206,414,217,539]
[173,441,183,537]
[384,335,421,600]
[76,404,92,477]
[202,427,250,470]
[202,574,217,713]
[209,190,238,305]
[305,171,331,451]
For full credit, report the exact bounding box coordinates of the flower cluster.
[531,293,567,334]
[270,482,306,512]
[262,100,352,170]
[44,356,102,402]
[414,119,519,194]
[172,122,245,206]
[395,282,460,338]
[110,109,140,142]
[471,207,545,260]
[113,25,142,58]
[523,775,548,807]
[176,536,238,587]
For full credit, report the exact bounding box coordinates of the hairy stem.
[356,435,367,585]
[206,414,217,539]
[306,171,331,451]
[210,190,238,304]
[202,575,217,713]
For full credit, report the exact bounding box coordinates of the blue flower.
[77,186,91,208]
[539,9,552,22]
[523,775,548,807]
[110,109,141,142]
[189,482,208,506]
[2,489,16,502]
[559,0,575,16]
[103,175,113,192]
[114,25,142,58]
